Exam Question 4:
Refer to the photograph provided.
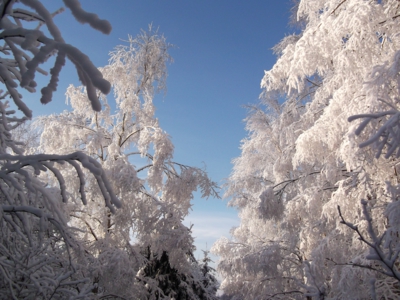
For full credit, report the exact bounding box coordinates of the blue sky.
[30,0,295,262]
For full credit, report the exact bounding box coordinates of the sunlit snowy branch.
[338,201,400,281]
[0,0,111,116]
[349,110,400,159]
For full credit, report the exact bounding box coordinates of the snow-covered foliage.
[34,27,220,299]
[0,1,218,299]
[212,0,400,299]
[0,1,123,298]
[199,250,219,297]
[0,0,111,117]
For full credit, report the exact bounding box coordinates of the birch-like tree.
[213,0,400,299]
[35,28,220,299]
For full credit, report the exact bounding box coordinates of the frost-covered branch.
[2,204,70,242]
[0,152,121,211]
[349,110,400,158]
[326,257,389,277]
[338,201,400,281]
[0,0,111,116]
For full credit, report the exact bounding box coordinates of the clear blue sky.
[30,0,295,261]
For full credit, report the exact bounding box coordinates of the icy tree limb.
[62,0,111,34]
[0,152,121,210]
[0,1,112,116]
[337,201,400,281]
[349,110,400,159]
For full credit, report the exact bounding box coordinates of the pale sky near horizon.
[27,0,295,263]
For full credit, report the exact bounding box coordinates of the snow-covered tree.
[0,1,123,298]
[199,250,219,297]
[35,28,220,299]
[0,0,219,297]
[213,0,400,299]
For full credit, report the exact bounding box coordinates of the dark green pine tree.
[141,246,219,300]
[199,250,219,298]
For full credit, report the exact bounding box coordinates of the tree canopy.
[2,0,400,299]
[0,1,219,299]
[212,0,400,299]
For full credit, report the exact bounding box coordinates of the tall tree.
[213,0,400,299]
[35,28,220,299]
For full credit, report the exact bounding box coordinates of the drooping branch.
[0,0,112,116]
[0,152,121,211]
[337,201,400,281]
